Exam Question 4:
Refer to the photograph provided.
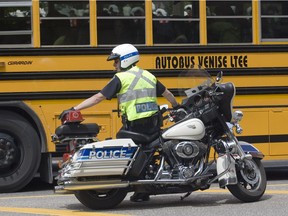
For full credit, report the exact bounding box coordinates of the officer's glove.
[171,104,187,122]
[58,107,75,120]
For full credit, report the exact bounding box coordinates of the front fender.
[239,141,265,159]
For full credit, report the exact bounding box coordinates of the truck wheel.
[0,119,41,192]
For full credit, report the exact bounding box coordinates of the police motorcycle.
[53,66,266,210]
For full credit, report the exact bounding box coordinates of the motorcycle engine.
[175,141,201,158]
[164,140,206,158]
[163,140,207,166]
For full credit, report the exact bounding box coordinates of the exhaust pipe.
[54,180,129,194]
[55,174,215,194]
[54,185,74,194]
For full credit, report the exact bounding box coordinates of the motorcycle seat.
[55,123,100,140]
[116,129,159,145]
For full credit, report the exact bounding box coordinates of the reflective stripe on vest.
[116,67,158,121]
[118,69,156,103]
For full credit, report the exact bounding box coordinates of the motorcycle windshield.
[177,66,215,99]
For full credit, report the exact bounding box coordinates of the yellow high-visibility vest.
[116,66,158,121]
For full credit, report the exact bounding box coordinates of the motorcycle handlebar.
[162,107,188,123]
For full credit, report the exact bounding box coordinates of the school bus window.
[97,1,145,45]
[40,1,89,46]
[261,1,288,40]
[206,0,252,44]
[152,1,200,44]
[0,4,32,45]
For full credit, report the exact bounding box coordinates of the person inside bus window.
[262,4,285,38]
[123,3,132,16]
[59,44,179,202]
[184,4,192,17]
[40,2,70,45]
[153,8,175,43]
[208,4,240,43]
[130,7,145,44]
[108,4,120,16]
[53,9,78,45]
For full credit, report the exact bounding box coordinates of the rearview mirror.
[216,71,223,83]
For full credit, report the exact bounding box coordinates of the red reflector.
[62,153,71,162]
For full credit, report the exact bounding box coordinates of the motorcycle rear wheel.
[74,188,127,210]
[227,158,266,202]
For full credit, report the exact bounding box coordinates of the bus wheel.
[0,119,41,193]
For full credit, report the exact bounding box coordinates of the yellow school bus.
[0,0,288,192]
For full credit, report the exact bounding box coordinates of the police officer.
[59,43,179,201]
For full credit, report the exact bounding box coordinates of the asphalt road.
[0,168,288,216]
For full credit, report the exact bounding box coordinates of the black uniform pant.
[119,112,162,135]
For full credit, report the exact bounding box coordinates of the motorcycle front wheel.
[75,188,127,210]
[227,158,266,202]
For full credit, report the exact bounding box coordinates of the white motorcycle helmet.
[107,44,139,69]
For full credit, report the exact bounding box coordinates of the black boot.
[130,193,150,202]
